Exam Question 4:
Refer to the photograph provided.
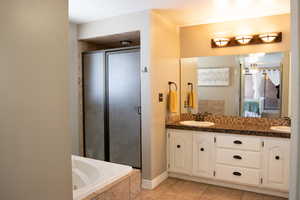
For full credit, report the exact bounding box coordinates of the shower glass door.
[107,49,141,168]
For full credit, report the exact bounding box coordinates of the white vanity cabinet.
[215,134,262,187]
[167,129,290,195]
[262,138,290,191]
[192,133,215,178]
[168,130,193,174]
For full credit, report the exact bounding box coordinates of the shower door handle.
[136,106,141,115]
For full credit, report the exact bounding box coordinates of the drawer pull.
[233,172,242,176]
[275,156,280,160]
[233,155,242,160]
[200,148,204,151]
[233,140,242,144]
[177,145,181,148]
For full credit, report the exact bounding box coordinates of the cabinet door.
[263,139,290,191]
[168,131,193,174]
[192,133,215,178]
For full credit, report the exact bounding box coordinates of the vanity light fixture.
[235,35,253,45]
[211,32,282,48]
[212,38,230,47]
[259,33,279,43]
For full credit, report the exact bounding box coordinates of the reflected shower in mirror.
[180,52,290,118]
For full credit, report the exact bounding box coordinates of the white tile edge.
[141,171,168,190]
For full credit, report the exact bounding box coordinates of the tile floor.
[134,178,287,200]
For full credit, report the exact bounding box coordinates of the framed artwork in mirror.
[197,67,230,86]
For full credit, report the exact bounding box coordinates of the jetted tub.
[72,155,132,200]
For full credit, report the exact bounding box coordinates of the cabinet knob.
[275,156,280,160]
[177,145,181,148]
[233,172,242,176]
[200,148,204,151]
[233,155,242,160]
[233,140,242,144]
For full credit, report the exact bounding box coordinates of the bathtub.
[72,155,132,200]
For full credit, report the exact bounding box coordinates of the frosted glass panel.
[107,50,141,168]
[83,52,105,160]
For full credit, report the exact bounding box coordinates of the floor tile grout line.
[198,184,209,200]
[240,191,245,200]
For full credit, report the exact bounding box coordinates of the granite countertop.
[166,121,291,138]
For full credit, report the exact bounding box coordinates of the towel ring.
[168,81,178,91]
[188,82,193,92]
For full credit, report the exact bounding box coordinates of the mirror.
[180,52,290,118]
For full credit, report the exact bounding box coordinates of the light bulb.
[213,38,230,47]
[259,33,278,43]
[235,35,253,45]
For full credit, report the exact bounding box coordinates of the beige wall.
[180,14,290,58]
[149,11,180,178]
[290,0,300,199]
[78,11,150,40]
[0,1,72,200]
[69,23,80,155]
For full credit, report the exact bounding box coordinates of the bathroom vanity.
[167,51,292,198]
[166,122,290,197]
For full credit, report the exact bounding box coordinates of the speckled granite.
[166,121,291,138]
[203,115,291,127]
[166,114,291,138]
[178,113,291,127]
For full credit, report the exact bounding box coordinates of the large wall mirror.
[180,52,291,118]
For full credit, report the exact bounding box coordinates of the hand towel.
[169,91,178,113]
[187,91,195,108]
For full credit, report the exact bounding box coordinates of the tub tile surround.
[166,114,291,138]
[130,169,142,199]
[96,178,130,200]
[83,170,141,200]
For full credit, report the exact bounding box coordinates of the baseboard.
[169,172,288,198]
[142,171,168,190]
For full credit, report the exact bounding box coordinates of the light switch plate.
[159,93,163,102]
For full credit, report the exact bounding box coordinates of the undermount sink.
[180,120,215,127]
[270,126,291,133]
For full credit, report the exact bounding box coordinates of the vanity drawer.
[216,135,261,151]
[215,164,260,186]
[216,148,261,169]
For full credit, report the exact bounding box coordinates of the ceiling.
[69,0,290,25]
[84,31,140,48]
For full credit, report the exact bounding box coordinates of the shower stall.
[82,47,141,168]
